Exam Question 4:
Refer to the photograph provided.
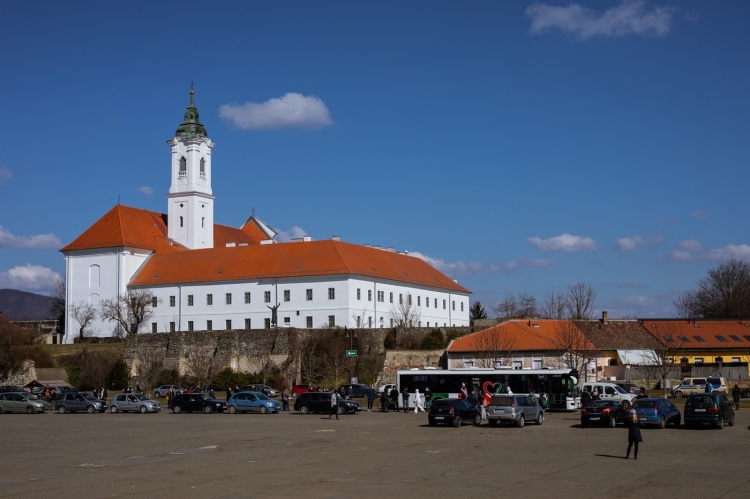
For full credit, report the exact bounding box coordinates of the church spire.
[175,89,208,139]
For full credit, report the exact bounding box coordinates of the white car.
[110,393,162,413]
[581,382,636,404]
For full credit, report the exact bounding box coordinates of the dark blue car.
[632,398,681,428]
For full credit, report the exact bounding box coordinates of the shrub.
[420,329,446,350]
[107,359,130,390]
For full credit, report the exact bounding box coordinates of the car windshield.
[489,397,512,407]
[687,395,715,406]
[83,393,98,400]
[199,394,210,400]
[431,399,451,408]
[589,400,612,407]
[633,400,656,408]
[136,394,149,401]
[256,393,270,401]
[614,385,626,393]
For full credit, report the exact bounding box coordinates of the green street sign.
[346,350,357,357]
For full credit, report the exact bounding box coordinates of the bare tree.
[645,324,684,399]
[99,289,155,337]
[566,282,597,320]
[469,328,518,368]
[675,258,750,318]
[319,330,349,386]
[256,329,280,388]
[135,339,166,392]
[552,320,590,377]
[183,336,216,388]
[539,289,567,319]
[300,335,323,386]
[70,301,97,340]
[493,292,537,319]
[49,276,66,337]
[387,296,422,348]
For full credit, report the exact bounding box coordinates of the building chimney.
[602,310,609,324]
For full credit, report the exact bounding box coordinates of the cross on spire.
[190,79,194,91]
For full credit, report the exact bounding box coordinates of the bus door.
[549,375,568,411]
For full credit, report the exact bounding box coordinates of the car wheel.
[674,391,683,398]
[473,414,481,426]
[203,406,212,414]
[453,416,462,427]
[299,406,309,414]
[154,391,162,398]
[608,416,616,428]
[58,406,66,414]
[716,416,724,429]
[516,415,525,428]
[536,413,544,425]
[26,406,35,414]
[173,405,182,414]
[228,406,237,414]
[259,406,268,414]
[488,419,497,427]
[110,406,118,414]
[86,405,95,414]
[728,414,735,427]
[336,406,344,415]
[139,406,147,414]
[658,416,666,429]
[292,393,298,398]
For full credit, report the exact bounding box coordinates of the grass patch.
[42,342,124,358]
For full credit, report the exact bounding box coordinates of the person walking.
[460,382,469,400]
[166,387,173,409]
[226,386,232,402]
[389,387,399,412]
[413,388,425,413]
[581,388,591,408]
[380,390,389,412]
[282,388,290,411]
[424,387,432,410]
[329,390,339,420]
[705,381,714,393]
[365,388,376,411]
[402,386,410,413]
[625,408,643,460]
[732,384,740,410]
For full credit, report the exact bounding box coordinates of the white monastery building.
[61,92,470,342]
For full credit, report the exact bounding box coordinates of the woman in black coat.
[626,410,643,460]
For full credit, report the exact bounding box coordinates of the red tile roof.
[448,319,592,352]
[642,320,750,349]
[129,239,470,292]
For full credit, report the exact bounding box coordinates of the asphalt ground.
[0,406,748,498]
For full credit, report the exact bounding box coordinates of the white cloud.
[409,251,483,277]
[274,226,309,243]
[489,258,553,273]
[0,167,11,185]
[0,264,61,292]
[137,186,153,196]
[668,240,750,262]
[690,210,708,219]
[0,225,61,249]
[527,233,597,252]
[614,231,663,251]
[526,0,675,39]
[219,93,333,131]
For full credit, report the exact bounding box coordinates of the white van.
[581,382,637,404]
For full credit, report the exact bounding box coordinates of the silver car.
[152,385,183,397]
[487,395,545,428]
[0,392,49,413]
[110,393,162,413]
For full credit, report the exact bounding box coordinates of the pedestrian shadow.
[594,454,628,459]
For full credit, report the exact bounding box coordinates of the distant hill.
[0,289,54,320]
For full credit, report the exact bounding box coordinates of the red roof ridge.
[507,320,558,342]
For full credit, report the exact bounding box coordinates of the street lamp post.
[345,330,357,383]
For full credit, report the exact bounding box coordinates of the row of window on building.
[155,289,464,312]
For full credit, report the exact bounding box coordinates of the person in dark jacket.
[365,388,377,411]
[637,387,648,399]
[401,386,410,413]
[732,384,740,410]
[581,388,591,408]
[389,387,399,411]
[626,409,643,459]
[380,390,389,412]
[424,387,432,409]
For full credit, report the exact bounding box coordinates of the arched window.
[201,217,205,228]
[200,158,205,174]
[88,265,100,288]
[179,157,187,178]
[180,216,183,227]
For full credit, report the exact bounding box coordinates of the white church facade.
[61,91,470,342]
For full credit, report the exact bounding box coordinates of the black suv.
[684,392,735,429]
[428,398,481,427]
[338,384,372,399]
[172,393,227,414]
[294,392,361,415]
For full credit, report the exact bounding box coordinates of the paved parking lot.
[0,408,748,498]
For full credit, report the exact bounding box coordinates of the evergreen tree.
[469,301,487,322]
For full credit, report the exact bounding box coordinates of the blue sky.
[1,1,748,317]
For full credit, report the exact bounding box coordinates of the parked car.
[487,394,545,428]
[171,393,227,414]
[54,392,103,414]
[293,392,361,415]
[110,393,162,413]
[291,385,320,398]
[428,398,481,427]
[672,377,727,398]
[338,384,372,399]
[581,382,636,404]
[741,387,750,398]
[228,392,282,414]
[0,392,49,413]
[684,392,735,429]
[238,384,280,397]
[632,398,681,428]
[379,384,395,395]
[0,385,25,393]
[81,392,108,412]
[616,383,640,395]
[580,400,629,428]
[152,385,183,398]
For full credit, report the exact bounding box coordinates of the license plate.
[494,409,505,413]
[639,418,647,422]
[695,409,706,412]
[434,416,444,420]
[589,417,600,420]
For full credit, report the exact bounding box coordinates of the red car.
[291,385,320,398]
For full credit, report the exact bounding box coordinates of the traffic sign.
[346,350,357,357]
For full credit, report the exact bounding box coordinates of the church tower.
[167,90,214,249]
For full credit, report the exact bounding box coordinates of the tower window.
[202,217,205,228]
[179,156,187,177]
[179,216,183,227]
[200,157,206,176]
